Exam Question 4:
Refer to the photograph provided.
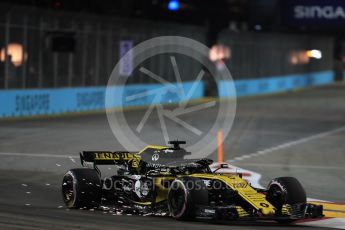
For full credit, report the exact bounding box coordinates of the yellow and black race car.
[62,141,323,223]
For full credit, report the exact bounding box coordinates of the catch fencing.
[0,5,335,118]
[0,4,334,90]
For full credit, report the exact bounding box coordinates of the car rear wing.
[80,151,139,166]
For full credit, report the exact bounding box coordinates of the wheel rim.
[169,187,186,217]
[267,184,286,209]
[62,174,75,206]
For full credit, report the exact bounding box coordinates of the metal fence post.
[38,17,44,88]
[81,22,88,86]
[94,22,101,85]
[22,15,28,89]
[53,19,58,88]
[107,24,112,79]
[67,21,75,87]
[4,13,10,89]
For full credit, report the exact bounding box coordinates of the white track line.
[232,162,345,171]
[227,126,345,163]
[0,152,77,158]
[298,218,345,229]
[1,126,345,163]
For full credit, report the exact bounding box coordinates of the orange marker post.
[217,129,223,163]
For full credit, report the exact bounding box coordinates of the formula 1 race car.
[62,141,323,223]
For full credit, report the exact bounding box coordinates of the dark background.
[0,0,344,89]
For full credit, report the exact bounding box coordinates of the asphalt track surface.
[1,84,345,229]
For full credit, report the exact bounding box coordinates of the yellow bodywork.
[93,145,276,216]
[189,174,276,216]
[154,177,175,203]
[138,145,167,154]
[135,173,276,216]
[236,206,250,217]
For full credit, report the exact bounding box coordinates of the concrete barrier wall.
[0,81,204,118]
[218,70,334,98]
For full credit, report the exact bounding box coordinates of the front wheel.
[266,177,306,224]
[168,177,208,220]
[62,168,102,209]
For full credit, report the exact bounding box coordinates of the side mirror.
[220,163,229,168]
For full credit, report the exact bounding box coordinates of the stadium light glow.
[168,0,180,11]
[209,44,231,62]
[0,43,28,67]
[289,51,309,65]
[307,49,322,59]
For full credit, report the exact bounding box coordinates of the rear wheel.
[168,177,208,220]
[266,177,306,224]
[62,168,102,209]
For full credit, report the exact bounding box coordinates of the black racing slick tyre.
[168,177,208,220]
[266,177,306,224]
[62,168,102,209]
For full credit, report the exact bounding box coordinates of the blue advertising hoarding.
[0,71,334,119]
[218,71,334,98]
[0,81,204,118]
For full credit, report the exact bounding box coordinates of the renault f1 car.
[62,141,323,223]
